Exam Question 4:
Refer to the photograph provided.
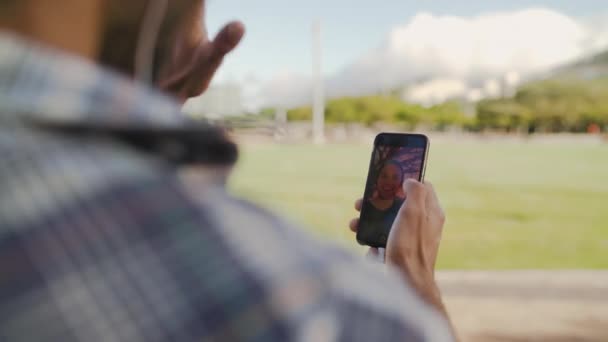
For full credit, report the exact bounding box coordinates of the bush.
[282,77,608,133]
[286,96,467,128]
[477,99,531,132]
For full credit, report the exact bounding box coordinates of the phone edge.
[356,133,430,248]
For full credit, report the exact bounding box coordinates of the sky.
[197,0,608,110]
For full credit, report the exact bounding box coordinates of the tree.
[477,99,531,132]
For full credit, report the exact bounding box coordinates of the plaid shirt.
[0,33,452,342]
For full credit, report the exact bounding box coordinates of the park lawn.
[229,141,608,269]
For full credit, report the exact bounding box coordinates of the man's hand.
[349,180,447,310]
[156,2,245,102]
[387,180,446,307]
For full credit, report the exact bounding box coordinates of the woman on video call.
[368,160,405,236]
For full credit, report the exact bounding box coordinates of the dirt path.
[436,271,608,341]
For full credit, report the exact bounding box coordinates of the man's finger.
[349,218,359,232]
[212,21,245,56]
[424,182,438,206]
[424,181,445,223]
[403,179,427,207]
[366,248,385,263]
[176,21,245,99]
[355,198,363,212]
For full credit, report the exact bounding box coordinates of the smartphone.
[357,133,430,248]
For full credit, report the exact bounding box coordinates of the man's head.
[100,0,202,79]
[0,0,244,100]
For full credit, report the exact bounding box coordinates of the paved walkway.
[436,271,608,341]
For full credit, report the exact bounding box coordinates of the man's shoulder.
[184,185,347,278]
[0,127,451,341]
[0,126,166,227]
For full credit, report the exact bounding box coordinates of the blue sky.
[206,0,607,82]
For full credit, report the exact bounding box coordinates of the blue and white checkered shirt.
[0,33,452,341]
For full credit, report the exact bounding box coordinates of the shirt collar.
[0,32,238,166]
[0,32,187,128]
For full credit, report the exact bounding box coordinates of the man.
[0,0,455,341]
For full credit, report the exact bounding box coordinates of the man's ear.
[98,0,204,82]
[98,1,149,76]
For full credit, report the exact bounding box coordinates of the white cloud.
[257,70,312,108]
[247,8,608,109]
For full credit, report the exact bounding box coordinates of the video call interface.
[359,145,425,244]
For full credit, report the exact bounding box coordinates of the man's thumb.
[403,179,427,205]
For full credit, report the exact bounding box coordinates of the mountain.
[549,49,608,80]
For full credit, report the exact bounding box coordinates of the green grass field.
[230,141,608,269]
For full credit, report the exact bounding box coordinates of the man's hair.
[0,0,17,15]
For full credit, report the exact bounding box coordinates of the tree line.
[274,78,608,133]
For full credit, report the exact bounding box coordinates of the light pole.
[312,20,325,144]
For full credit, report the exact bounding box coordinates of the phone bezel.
[356,132,430,248]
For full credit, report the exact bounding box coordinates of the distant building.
[402,78,468,107]
[401,72,522,107]
[183,83,245,119]
[483,79,501,98]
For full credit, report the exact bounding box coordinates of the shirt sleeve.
[322,253,453,341]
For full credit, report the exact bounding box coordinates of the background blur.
[193,1,607,340]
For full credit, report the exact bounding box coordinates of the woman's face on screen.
[377,163,402,200]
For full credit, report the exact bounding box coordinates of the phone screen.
[357,134,429,247]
